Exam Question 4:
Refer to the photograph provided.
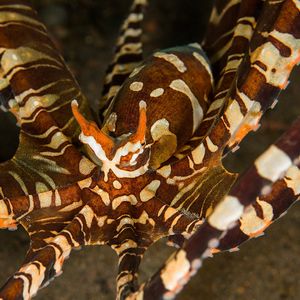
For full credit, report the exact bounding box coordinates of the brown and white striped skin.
[99,0,148,121]
[0,0,300,300]
[0,2,213,298]
[131,118,300,300]
[0,0,96,231]
[129,0,300,296]
[217,117,300,251]
[101,44,214,169]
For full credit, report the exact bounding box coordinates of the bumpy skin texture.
[0,0,299,300]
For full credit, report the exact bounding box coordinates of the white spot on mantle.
[130,81,143,91]
[150,88,164,98]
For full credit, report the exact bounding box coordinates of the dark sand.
[0,1,299,299]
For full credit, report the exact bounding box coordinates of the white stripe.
[169,79,203,133]
[255,145,292,182]
[154,52,187,73]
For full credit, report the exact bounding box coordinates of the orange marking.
[58,256,65,268]
[211,248,220,254]
[278,79,289,90]
[230,112,262,147]
[0,218,17,229]
[278,52,300,89]
[248,220,272,238]
[130,101,147,144]
[71,100,115,154]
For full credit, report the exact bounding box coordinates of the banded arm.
[217,117,300,251]
[129,117,300,300]
[110,197,202,299]
[0,0,97,227]
[0,185,114,300]
[203,0,263,80]
[170,115,300,247]
[187,0,263,142]
[0,189,203,300]
[99,0,148,120]
[0,1,92,139]
[165,0,300,206]
[217,163,300,251]
[132,0,300,250]
[212,0,300,151]
[177,0,300,174]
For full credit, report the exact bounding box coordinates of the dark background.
[0,1,299,299]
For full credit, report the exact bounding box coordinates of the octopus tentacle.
[129,116,300,300]
[99,0,148,120]
[0,196,113,300]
